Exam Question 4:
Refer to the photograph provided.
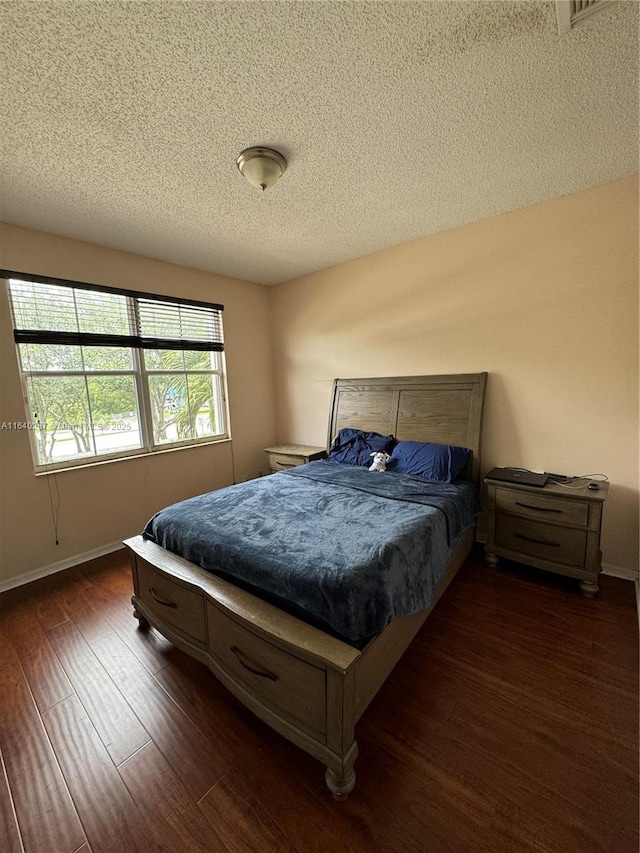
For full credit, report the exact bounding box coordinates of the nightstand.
[484,476,609,597]
[264,444,326,474]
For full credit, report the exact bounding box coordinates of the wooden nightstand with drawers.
[484,476,609,597]
[264,444,326,474]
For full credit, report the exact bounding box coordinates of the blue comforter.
[143,461,480,645]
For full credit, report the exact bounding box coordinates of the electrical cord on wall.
[46,470,61,544]
[229,435,238,484]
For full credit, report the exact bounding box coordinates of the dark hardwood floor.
[0,549,637,853]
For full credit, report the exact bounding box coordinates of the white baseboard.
[0,540,125,594]
[601,563,639,582]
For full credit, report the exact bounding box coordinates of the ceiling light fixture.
[236,146,287,191]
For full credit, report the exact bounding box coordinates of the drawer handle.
[149,588,177,608]
[515,501,562,514]
[230,646,278,681]
[275,461,295,469]
[514,533,561,548]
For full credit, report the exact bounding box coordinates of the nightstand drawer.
[264,445,326,474]
[268,453,303,471]
[495,489,588,527]
[496,515,587,568]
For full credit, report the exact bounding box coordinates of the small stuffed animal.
[369,451,390,472]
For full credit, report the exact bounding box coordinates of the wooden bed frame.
[125,372,487,800]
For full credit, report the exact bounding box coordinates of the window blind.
[2,270,224,352]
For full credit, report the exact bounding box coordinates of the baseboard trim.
[476,536,638,582]
[0,540,125,594]
[601,564,639,582]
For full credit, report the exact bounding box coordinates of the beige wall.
[271,176,640,575]
[2,177,638,584]
[0,224,276,585]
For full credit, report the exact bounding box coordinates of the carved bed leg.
[325,669,358,800]
[131,596,149,629]
[325,763,356,802]
[579,580,599,598]
[324,740,358,801]
[485,550,498,568]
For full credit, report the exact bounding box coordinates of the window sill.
[34,436,232,476]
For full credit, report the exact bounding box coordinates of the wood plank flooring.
[0,549,637,853]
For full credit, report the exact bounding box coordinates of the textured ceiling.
[0,1,637,285]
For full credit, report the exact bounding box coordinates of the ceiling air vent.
[556,0,613,33]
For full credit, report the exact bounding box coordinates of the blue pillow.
[387,440,471,483]
[329,428,396,467]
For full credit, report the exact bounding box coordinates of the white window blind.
[6,271,224,352]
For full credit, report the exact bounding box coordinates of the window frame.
[4,271,229,474]
[138,347,228,454]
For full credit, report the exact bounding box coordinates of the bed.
[125,373,487,800]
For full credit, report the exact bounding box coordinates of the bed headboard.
[327,373,488,485]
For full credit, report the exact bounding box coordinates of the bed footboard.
[125,526,473,800]
[126,535,361,799]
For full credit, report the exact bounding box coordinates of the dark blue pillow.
[329,428,396,467]
[387,440,471,483]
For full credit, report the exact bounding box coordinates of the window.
[3,271,227,472]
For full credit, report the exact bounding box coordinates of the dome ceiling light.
[236,146,287,191]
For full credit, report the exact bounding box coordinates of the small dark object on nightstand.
[588,482,600,491]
